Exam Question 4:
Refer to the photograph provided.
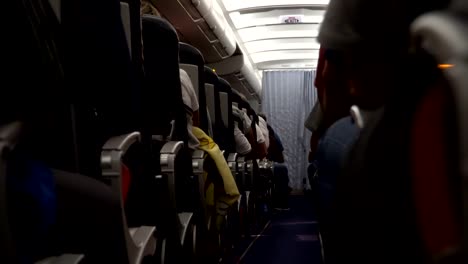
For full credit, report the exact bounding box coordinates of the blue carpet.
[240,195,322,264]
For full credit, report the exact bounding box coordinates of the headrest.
[142,16,179,61]
[231,89,247,104]
[451,0,468,15]
[141,15,186,139]
[179,43,205,66]
[218,78,233,94]
[319,0,450,53]
[204,66,219,85]
[142,15,180,88]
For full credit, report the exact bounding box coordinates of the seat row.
[0,0,275,263]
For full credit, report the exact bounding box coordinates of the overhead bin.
[152,0,237,62]
[207,54,244,76]
[222,67,261,103]
[192,0,237,55]
[208,50,262,101]
[240,61,261,96]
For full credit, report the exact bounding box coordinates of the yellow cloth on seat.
[192,127,240,209]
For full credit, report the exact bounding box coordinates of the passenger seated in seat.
[257,115,269,149]
[180,68,200,150]
[258,114,290,209]
[312,51,362,258]
[233,122,251,156]
[258,113,284,163]
[232,105,267,159]
[307,48,353,162]
[317,0,451,263]
[179,68,240,230]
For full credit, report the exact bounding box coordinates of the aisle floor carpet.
[238,195,322,264]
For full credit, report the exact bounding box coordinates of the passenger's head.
[319,0,449,109]
[231,88,248,104]
[141,0,161,16]
[179,68,199,125]
[319,49,354,124]
[231,89,254,116]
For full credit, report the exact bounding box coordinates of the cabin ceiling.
[218,0,328,70]
[152,0,328,99]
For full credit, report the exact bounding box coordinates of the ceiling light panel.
[257,59,319,69]
[239,24,320,42]
[244,38,320,54]
[222,0,329,12]
[250,49,320,63]
[230,9,325,29]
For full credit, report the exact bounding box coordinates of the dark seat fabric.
[179,43,209,132]
[5,0,141,263]
[141,15,188,145]
[121,0,146,134]
[266,124,285,163]
[327,107,425,264]
[218,78,236,153]
[3,0,66,167]
[51,169,128,264]
[325,56,457,264]
[6,145,128,264]
[314,117,359,210]
[204,67,225,146]
[272,164,289,209]
[7,148,57,263]
[65,0,140,177]
[410,80,461,261]
[141,15,195,222]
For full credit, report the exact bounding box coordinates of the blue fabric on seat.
[7,150,56,263]
[314,116,359,211]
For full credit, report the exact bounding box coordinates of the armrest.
[159,141,184,212]
[101,132,141,194]
[245,160,254,188]
[36,254,84,264]
[227,153,238,177]
[192,150,207,222]
[151,134,165,142]
[0,121,22,263]
[236,156,246,188]
[350,105,365,129]
[160,140,184,154]
[129,226,157,261]
[258,159,274,177]
[192,149,205,161]
[101,132,157,264]
[178,212,194,247]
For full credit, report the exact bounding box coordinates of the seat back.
[179,43,209,132]
[218,78,236,153]
[204,67,224,143]
[120,0,146,131]
[2,0,131,262]
[323,2,462,263]
[411,2,468,260]
[141,15,188,145]
[142,16,198,228]
[65,0,140,177]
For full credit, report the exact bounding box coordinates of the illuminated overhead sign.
[280,15,304,24]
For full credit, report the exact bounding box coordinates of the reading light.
[438,64,454,69]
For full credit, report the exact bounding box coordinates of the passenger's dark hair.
[231,89,247,104]
[258,113,267,122]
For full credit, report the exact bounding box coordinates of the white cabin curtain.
[262,70,317,190]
